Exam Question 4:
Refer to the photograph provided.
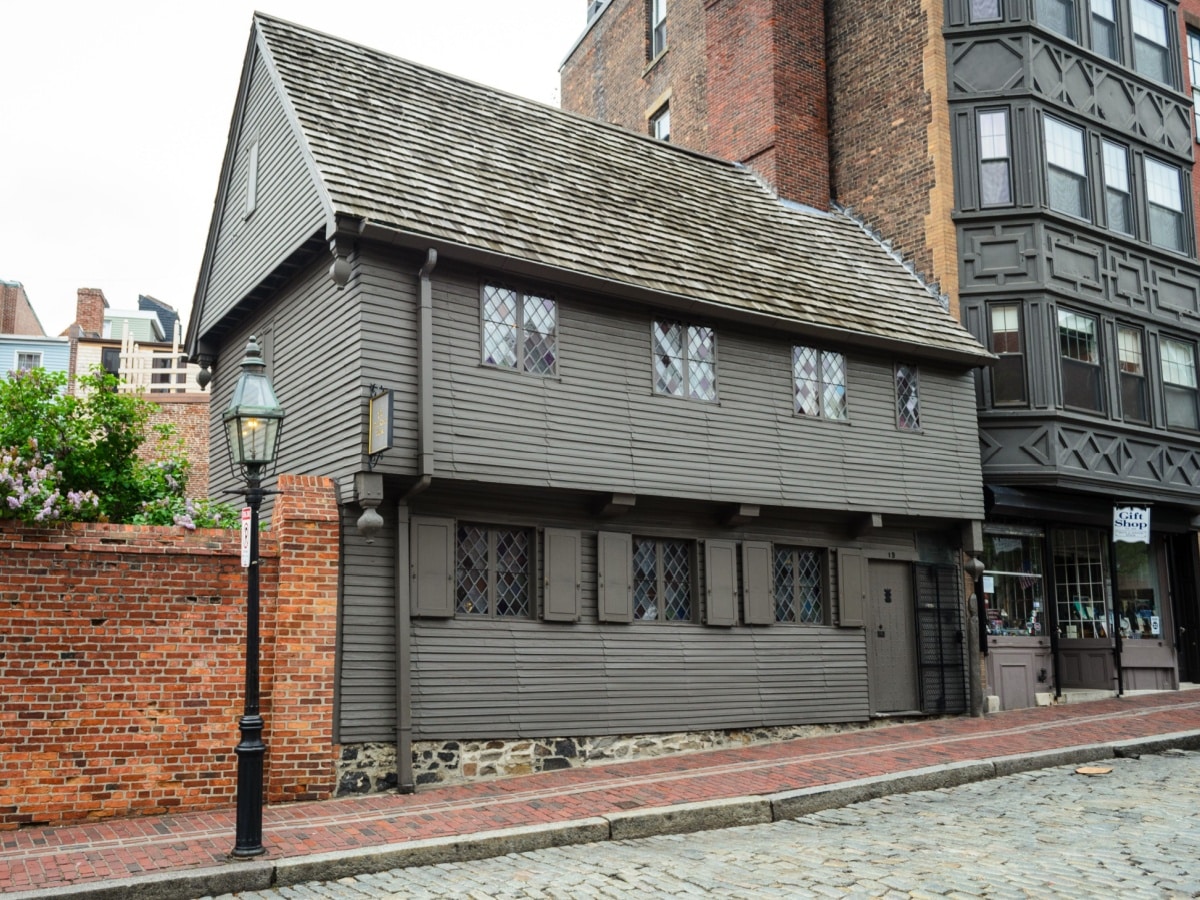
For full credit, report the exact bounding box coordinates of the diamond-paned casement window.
[482,283,558,376]
[895,364,921,431]
[793,346,847,419]
[455,523,532,618]
[632,537,693,622]
[653,320,717,402]
[773,547,824,624]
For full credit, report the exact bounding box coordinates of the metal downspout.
[395,248,437,793]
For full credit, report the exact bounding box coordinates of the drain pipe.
[395,248,437,793]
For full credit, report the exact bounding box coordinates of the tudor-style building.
[188,14,991,790]
[562,0,1200,707]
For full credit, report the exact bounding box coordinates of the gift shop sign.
[1113,506,1150,544]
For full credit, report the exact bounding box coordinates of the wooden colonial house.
[188,15,992,791]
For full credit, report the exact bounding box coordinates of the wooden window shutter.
[742,541,774,625]
[704,540,738,626]
[411,516,456,617]
[543,529,582,622]
[597,531,633,623]
[837,547,866,627]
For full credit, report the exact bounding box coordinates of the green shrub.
[0,367,238,527]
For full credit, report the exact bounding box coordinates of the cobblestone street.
[209,750,1200,899]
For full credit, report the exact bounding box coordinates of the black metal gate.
[914,563,967,714]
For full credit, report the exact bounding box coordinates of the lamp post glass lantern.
[223,335,284,858]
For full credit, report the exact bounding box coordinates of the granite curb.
[10,729,1200,900]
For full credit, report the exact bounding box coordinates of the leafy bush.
[0,367,238,527]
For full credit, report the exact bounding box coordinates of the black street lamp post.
[222,336,285,859]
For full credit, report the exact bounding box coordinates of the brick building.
[0,279,46,336]
[563,0,1200,708]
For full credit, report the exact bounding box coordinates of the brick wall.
[0,474,340,829]
[1,282,44,336]
[705,0,829,208]
[562,0,829,209]
[74,288,107,337]
[562,0,710,151]
[826,0,957,306]
[1182,3,1200,240]
[142,393,212,498]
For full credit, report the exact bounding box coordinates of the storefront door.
[1052,527,1115,690]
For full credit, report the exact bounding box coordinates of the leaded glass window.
[1161,337,1199,430]
[1145,157,1184,252]
[1044,116,1088,219]
[482,283,558,375]
[1058,308,1104,412]
[632,537,692,622]
[793,346,847,419]
[896,364,921,431]
[773,547,824,624]
[455,523,532,618]
[978,110,1012,206]
[1091,0,1118,60]
[1117,325,1148,423]
[653,320,717,401]
[1132,0,1170,84]
[1102,141,1132,235]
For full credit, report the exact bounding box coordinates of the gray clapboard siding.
[424,265,983,519]
[205,258,366,502]
[408,620,868,739]
[353,502,884,743]
[200,48,327,336]
[336,504,398,743]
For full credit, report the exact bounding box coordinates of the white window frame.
[650,0,667,57]
[1037,0,1076,40]
[651,104,670,142]
[15,350,42,372]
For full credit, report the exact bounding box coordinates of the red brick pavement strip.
[2,692,1199,894]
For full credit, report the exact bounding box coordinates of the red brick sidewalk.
[3,691,1199,896]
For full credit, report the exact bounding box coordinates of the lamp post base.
[232,713,266,858]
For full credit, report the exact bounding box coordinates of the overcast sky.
[0,1,589,338]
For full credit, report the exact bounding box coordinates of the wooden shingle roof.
[254,14,990,364]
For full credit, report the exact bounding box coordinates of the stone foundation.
[335,720,905,796]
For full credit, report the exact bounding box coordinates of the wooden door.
[867,560,920,713]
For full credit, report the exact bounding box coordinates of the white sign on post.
[1113,506,1150,544]
[241,507,252,567]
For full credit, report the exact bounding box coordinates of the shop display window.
[1115,541,1162,639]
[982,529,1046,636]
[1053,527,1110,639]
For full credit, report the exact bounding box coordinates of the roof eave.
[357,220,995,369]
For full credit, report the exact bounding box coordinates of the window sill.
[643,47,668,78]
